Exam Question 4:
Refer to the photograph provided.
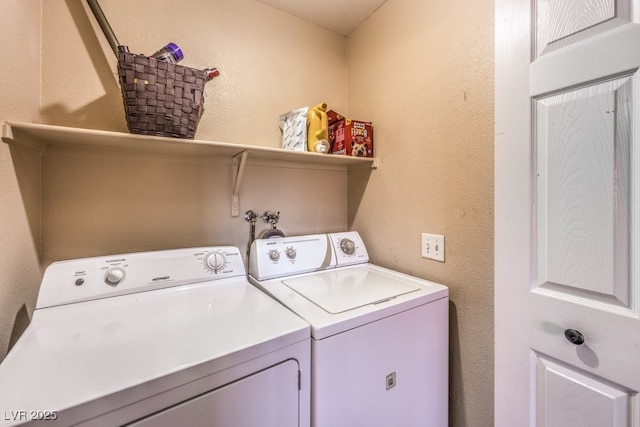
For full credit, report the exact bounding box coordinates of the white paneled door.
[496,0,640,426]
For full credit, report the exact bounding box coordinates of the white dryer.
[0,246,310,427]
[249,231,449,427]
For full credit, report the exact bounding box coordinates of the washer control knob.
[205,251,227,272]
[340,238,356,255]
[105,268,126,286]
[285,247,297,259]
[269,250,281,261]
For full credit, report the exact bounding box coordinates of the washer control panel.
[249,231,369,280]
[37,246,245,309]
[249,234,335,280]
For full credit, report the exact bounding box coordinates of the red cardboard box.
[327,109,344,153]
[328,111,373,157]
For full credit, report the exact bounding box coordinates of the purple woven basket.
[117,52,206,139]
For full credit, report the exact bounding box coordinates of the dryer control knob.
[205,251,227,273]
[105,268,126,286]
[340,238,356,255]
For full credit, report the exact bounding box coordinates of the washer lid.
[283,266,420,313]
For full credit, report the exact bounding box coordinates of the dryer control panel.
[37,246,246,309]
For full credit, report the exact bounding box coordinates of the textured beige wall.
[41,151,349,267]
[0,1,43,362]
[347,0,495,426]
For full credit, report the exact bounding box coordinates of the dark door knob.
[564,329,585,345]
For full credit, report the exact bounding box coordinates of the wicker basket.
[117,52,206,139]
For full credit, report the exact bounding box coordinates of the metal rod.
[86,0,120,57]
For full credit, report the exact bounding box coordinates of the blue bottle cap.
[165,42,184,62]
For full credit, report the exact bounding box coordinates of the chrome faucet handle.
[262,211,280,227]
[244,210,258,223]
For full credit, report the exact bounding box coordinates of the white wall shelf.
[1,121,377,169]
[2,121,376,217]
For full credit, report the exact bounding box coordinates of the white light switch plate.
[421,233,445,262]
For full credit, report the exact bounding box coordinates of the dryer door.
[127,360,300,427]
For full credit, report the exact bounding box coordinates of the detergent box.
[328,111,374,158]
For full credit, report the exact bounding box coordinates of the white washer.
[249,231,449,427]
[0,246,310,427]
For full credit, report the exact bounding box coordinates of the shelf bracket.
[2,121,46,152]
[231,150,249,217]
[1,122,14,143]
